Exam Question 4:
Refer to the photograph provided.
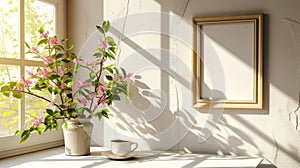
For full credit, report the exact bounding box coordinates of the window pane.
[25,0,55,60]
[24,66,53,129]
[0,0,20,59]
[0,64,20,136]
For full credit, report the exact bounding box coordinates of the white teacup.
[111,139,138,156]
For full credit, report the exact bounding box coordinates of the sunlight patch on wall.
[283,18,300,130]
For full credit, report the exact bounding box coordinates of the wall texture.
[68,0,300,167]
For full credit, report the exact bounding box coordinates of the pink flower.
[15,84,23,91]
[122,73,133,80]
[32,117,43,127]
[77,81,92,88]
[49,37,58,46]
[39,68,51,75]
[101,58,106,64]
[41,31,49,39]
[59,67,64,76]
[99,40,108,49]
[77,80,84,88]
[126,73,133,78]
[112,74,118,81]
[85,82,92,87]
[44,57,55,65]
[26,70,35,78]
[86,60,96,65]
[97,98,106,105]
[20,77,32,88]
[61,83,67,89]
[39,68,51,78]
[90,93,96,99]
[101,98,107,105]
[73,58,78,64]
[79,98,88,106]
[32,47,40,55]
[98,85,106,93]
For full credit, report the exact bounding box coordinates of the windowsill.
[0,127,64,159]
[0,146,263,168]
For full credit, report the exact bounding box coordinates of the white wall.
[68,0,300,167]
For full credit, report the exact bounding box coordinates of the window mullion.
[19,0,25,130]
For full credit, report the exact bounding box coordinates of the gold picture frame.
[193,14,263,109]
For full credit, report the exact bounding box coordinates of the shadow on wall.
[103,14,299,166]
[257,164,278,168]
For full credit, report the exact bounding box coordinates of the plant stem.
[13,89,63,112]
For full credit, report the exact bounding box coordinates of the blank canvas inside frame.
[193,14,263,109]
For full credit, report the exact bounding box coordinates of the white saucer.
[105,151,136,160]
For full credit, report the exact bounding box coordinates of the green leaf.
[69,52,77,59]
[114,68,120,75]
[93,52,102,58]
[12,91,22,99]
[106,67,113,74]
[90,72,96,78]
[67,81,73,87]
[49,74,60,80]
[96,25,104,34]
[64,72,73,77]
[37,39,47,46]
[1,85,10,97]
[8,82,16,89]
[62,58,71,63]
[96,112,102,120]
[61,38,68,43]
[20,131,30,143]
[56,44,64,51]
[106,97,113,106]
[102,21,110,32]
[35,127,43,135]
[74,63,80,73]
[47,87,53,93]
[67,44,74,50]
[55,53,64,59]
[108,46,116,54]
[106,36,116,46]
[118,87,127,94]
[101,108,109,119]
[3,91,10,97]
[106,75,113,81]
[15,130,22,136]
[46,109,54,115]
[105,52,115,60]
[1,85,10,92]
[120,68,126,76]
[25,42,31,49]
[59,104,66,109]
[38,26,44,34]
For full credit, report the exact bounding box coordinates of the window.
[0,0,66,158]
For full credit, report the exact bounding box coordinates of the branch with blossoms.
[74,21,132,120]
[0,25,78,142]
[0,21,130,143]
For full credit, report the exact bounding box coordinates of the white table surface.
[0,146,263,168]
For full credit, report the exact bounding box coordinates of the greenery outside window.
[0,0,66,158]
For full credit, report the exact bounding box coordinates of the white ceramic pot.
[62,119,94,156]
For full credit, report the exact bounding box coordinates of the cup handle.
[129,142,138,153]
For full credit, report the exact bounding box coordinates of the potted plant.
[0,21,130,155]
